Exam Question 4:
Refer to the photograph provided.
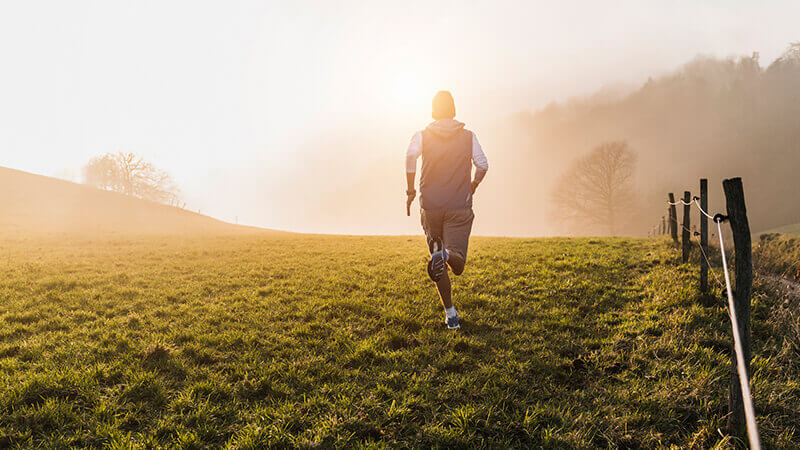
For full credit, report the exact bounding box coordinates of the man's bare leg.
[434,249,466,309]
[428,241,461,329]
[446,249,465,275]
[435,270,452,309]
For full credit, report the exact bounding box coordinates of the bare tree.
[83,154,120,191]
[83,152,180,205]
[551,141,637,235]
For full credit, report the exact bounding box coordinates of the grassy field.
[756,233,800,282]
[0,233,798,448]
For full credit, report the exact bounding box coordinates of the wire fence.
[663,196,761,450]
[716,217,761,450]
[667,198,694,206]
[692,230,724,290]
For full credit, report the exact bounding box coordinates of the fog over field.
[1,1,799,236]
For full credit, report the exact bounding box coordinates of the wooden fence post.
[700,179,709,293]
[661,216,666,235]
[722,177,753,441]
[668,193,678,244]
[682,191,691,263]
[665,210,669,234]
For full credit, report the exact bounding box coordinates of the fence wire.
[692,231,725,290]
[661,197,761,449]
[716,218,762,450]
[694,198,715,220]
[667,199,693,206]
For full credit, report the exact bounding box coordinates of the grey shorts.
[420,208,475,261]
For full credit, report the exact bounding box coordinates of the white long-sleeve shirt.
[405,130,489,173]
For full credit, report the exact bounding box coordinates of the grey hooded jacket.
[406,119,488,210]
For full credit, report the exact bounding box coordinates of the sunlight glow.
[392,75,436,110]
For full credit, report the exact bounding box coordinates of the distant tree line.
[530,42,800,235]
[83,152,182,207]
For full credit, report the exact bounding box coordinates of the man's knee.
[448,252,466,275]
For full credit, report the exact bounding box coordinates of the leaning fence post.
[682,191,691,263]
[699,179,709,293]
[668,193,678,244]
[722,177,753,441]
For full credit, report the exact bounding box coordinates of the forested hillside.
[503,44,800,235]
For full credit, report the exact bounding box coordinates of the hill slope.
[0,167,262,235]
[763,223,800,236]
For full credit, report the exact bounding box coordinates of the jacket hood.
[425,119,465,139]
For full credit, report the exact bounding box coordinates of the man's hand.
[471,169,487,195]
[406,190,416,216]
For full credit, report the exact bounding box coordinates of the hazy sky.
[1,0,798,232]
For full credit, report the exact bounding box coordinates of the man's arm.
[405,132,422,216]
[406,172,416,216]
[471,132,489,194]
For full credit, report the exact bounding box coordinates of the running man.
[405,91,489,330]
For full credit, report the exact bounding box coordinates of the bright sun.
[392,75,434,109]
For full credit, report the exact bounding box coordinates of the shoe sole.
[427,254,446,282]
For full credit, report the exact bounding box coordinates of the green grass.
[0,234,798,448]
[756,233,800,282]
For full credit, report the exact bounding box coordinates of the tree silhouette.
[83,152,180,206]
[551,141,637,235]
